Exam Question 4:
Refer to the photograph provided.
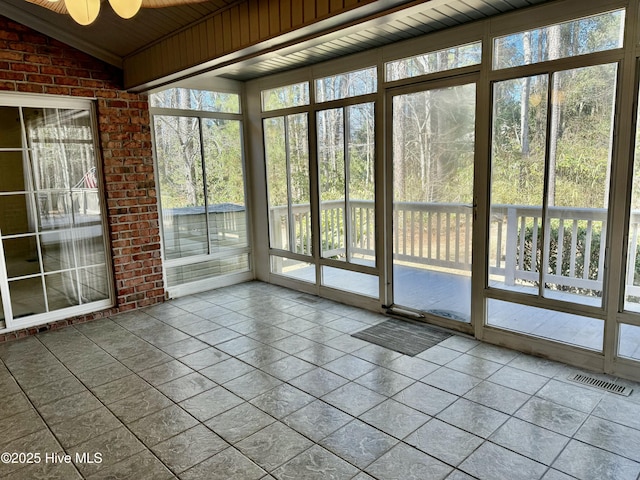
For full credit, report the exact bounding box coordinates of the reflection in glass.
[0,194,34,236]
[4,236,41,278]
[0,104,110,323]
[41,231,75,272]
[0,107,22,148]
[25,107,95,192]
[45,271,79,310]
[37,193,73,231]
[78,266,110,302]
[9,277,46,318]
[0,152,27,192]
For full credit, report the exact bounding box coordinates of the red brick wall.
[0,16,165,340]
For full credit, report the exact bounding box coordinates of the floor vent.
[568,374,633,396]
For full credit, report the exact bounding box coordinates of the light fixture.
[108,0,142,19]
[27,0,208,26]
[64,0,100,26]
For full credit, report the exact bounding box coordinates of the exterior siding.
[0,16,164,340]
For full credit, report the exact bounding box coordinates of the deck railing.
[269,200,640,296]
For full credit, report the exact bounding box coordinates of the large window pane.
[265,114,311,255]
[489,64,615,308]
[154,115,208,260]
[386,42,482,81]
[493,9,624,69]
[318,107,346,259]
[542,64,616,305]
[151,87,250,290]
[265,117,289,251]
[490,75,548,295]
[202,118,247,252]
[317,103,375,264]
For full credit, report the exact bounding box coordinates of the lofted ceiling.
[1,0,552,87]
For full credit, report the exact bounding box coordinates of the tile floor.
[0,281,640,479]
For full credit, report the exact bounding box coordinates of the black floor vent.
[568,373,633,396]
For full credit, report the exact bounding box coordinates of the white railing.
[269,200,640,297]
[489,205,607,293]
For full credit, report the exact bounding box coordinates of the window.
[315,67,377,102]
[264,113,311,255]
[150,88,240,113]
[0,99,111,330]
[261,82,310,111]
[493,9,624,70]
[151,88,249,289]
[385,42,481,81]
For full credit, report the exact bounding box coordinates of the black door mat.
[352,318,452,356]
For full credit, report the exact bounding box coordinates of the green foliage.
[519,222,602,295]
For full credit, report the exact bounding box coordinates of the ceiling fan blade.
[25,0,68,14]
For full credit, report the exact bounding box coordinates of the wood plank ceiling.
[0,0,551,89]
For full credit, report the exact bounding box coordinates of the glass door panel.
[391,83,476,321]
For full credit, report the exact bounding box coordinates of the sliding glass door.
[0,99,112,330]
[389,81,476,322]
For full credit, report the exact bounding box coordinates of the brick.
[0,16,164,342]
